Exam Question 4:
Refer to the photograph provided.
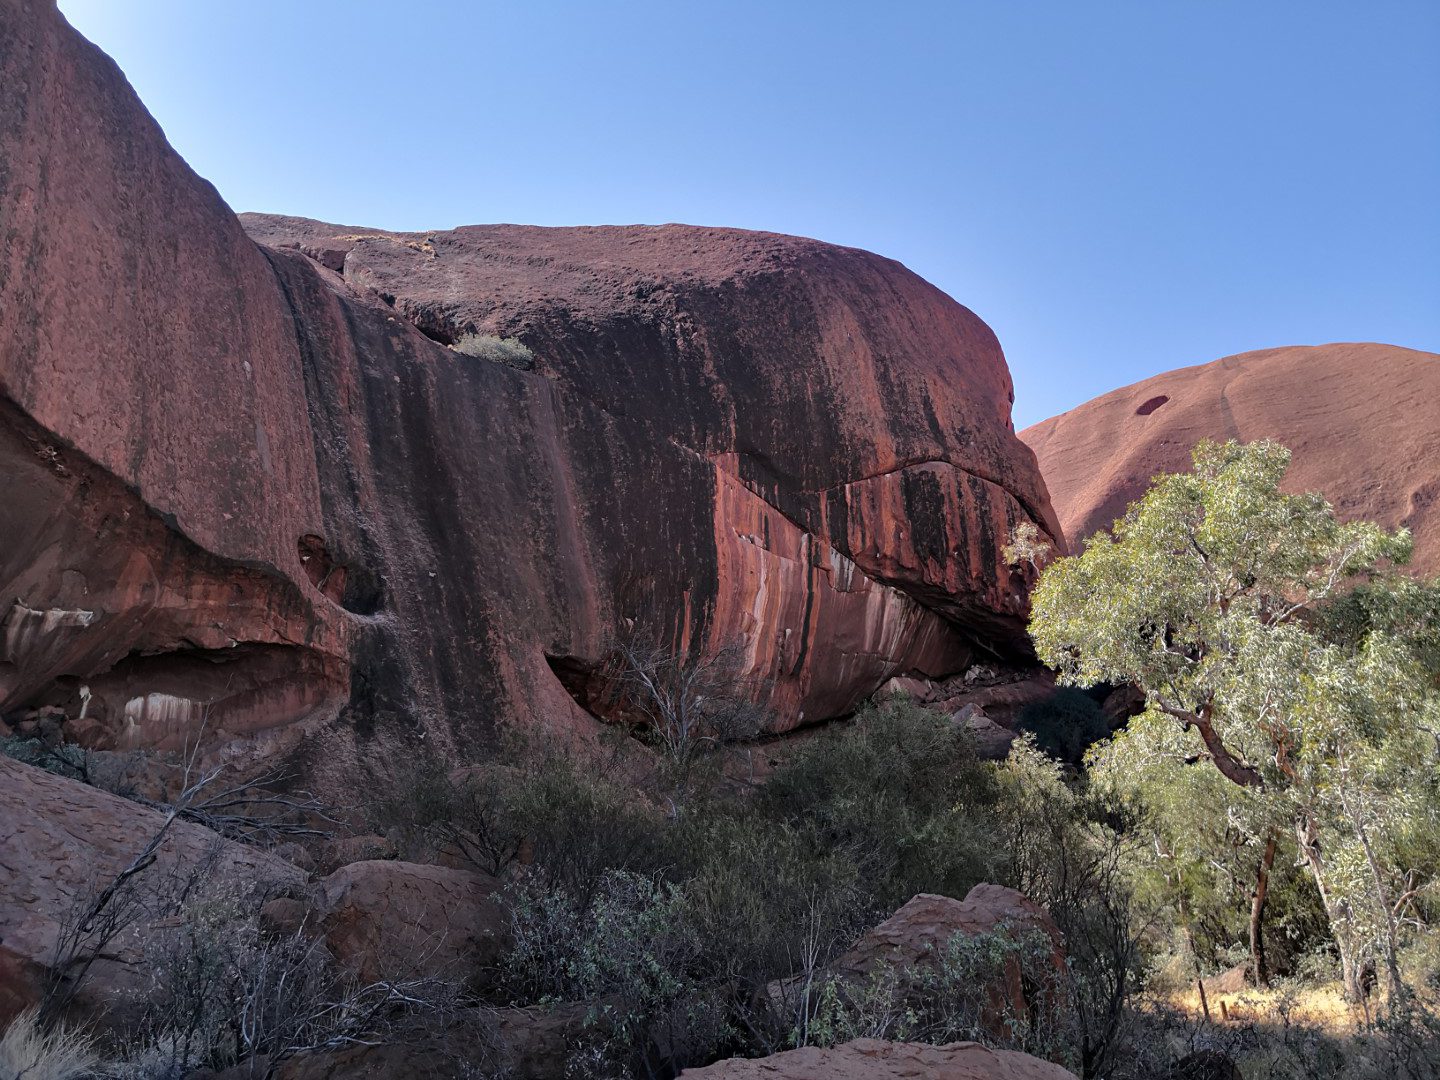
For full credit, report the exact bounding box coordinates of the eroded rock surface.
[0,756,303,1028]
[680,1039,1077,1079]
[1,0,1059,775]
[1021,343,1440,573]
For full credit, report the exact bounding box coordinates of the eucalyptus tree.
[1027,439,1436,1002]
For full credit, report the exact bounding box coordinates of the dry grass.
[0,1010,99,1080]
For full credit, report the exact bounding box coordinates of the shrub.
[801,926,1070,1063]
[758,698,1004,909]
[369,754,523,877]
[503,869,730,1076]
[451,333,535,370]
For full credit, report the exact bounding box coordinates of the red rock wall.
[1021,343,1440,575]
[0,0,1059,771]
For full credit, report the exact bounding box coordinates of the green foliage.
[1031,438,1438,1003]
[758,698,1004,908]
[1016,688,1111,763]
[504,869,731,1075]
[0,735,92,783]
[478,701,1145,1075]
[803,926,1069,1062]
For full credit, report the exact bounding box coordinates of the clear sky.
[58,1,1440,429]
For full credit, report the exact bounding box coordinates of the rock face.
[0,0,1059,768]
[1021,344,1440,574]
[679,1039,1077,1080]
[0,756,304,1028]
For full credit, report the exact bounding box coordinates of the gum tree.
[1028,439,1433,1002]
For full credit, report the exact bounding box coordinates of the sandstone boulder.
[0,755,303,1028]
[834,885,1064,990]
[312,860,507,985]
[680,1039,1077,1079]
[1,0,1060,785]
[1021,343,1440,575]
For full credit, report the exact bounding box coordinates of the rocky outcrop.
[0,756,303,1028]
[0,0,1057,774]
[312,860,507,984]
[680,1039,1077,1079]
[1021,343,1440,574]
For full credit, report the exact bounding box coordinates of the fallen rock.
[312,860,507,984]
[835,885,1064,987]
[1200,962,1251,997]
[771,885,1067,1043]
[932,671,1058,724]
[680,1038,1077,1079]
[953,704,1016,760]
[1021,343,1440,576]
[0,755,304,1029]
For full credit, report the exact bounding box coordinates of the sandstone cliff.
[0,0,1058,775]
[1021,343,1440,574]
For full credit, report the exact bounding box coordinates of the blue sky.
[59,1,1439,428]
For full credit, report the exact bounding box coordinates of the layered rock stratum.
[1021,343,1440,573]
[0,0,1059,776]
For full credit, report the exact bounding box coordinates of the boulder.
[1020,343,1440,576]
[680,1039,1077,1079]
[953,704,1016,760]
[772,885,1067,1043]
[0,0,1061,783]
[312,860,507,984]
[1200,962,1252,997]
[834,885,1064,988]
[0,756,304,1028]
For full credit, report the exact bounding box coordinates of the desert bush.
[758,698,1005,909]
[370,754,523,877]
[801,926,1071,1062]
[502,869,730,1077]
[451,333,535,370]
[990,737,1148,1078]
[0,735,94,784]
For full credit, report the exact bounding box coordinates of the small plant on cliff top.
[451,333,535,370]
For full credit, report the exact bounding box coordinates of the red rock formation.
[1021,344,1440,574]
[0,0,1059,772]
[680,1039,1078,1079]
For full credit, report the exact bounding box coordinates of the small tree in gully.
[1029,439,1436,1004]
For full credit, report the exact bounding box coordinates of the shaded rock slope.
[1022,343,1440,574]
[0,0,1059,778]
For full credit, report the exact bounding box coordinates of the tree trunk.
[1295,815,1364,1003]
[1340,781,1407,1004]
[1249,831,1277,988]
